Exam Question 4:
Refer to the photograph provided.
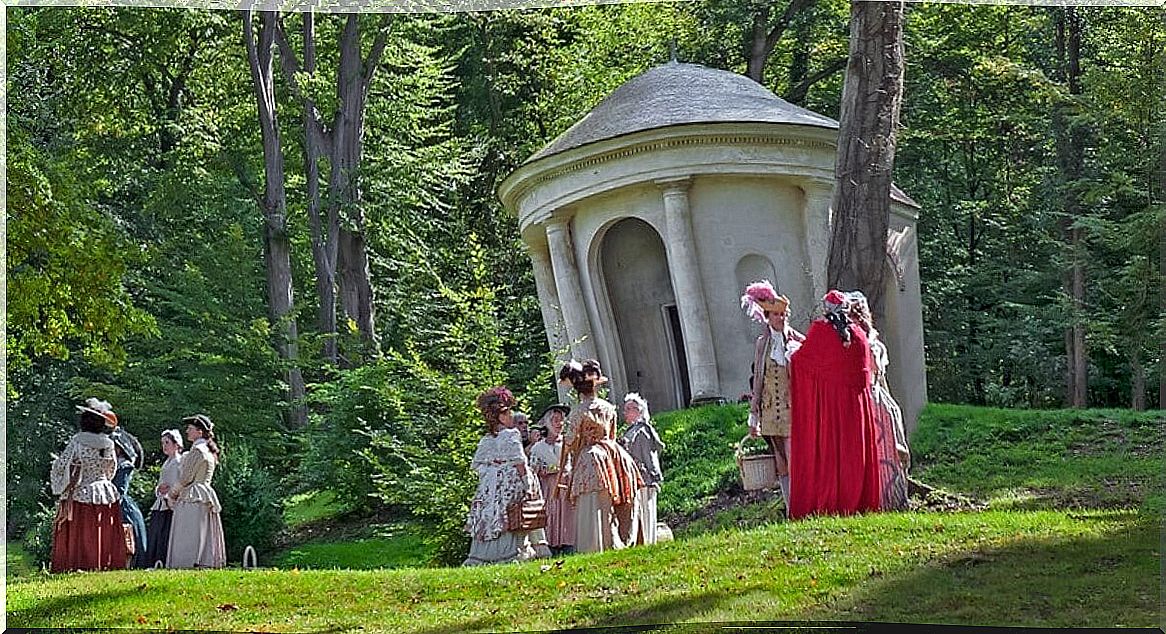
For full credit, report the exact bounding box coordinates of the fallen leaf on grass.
[557,580,566,588]
[136,616,147,625]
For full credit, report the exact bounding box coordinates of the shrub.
[217,441,285,565]
[22,502,58,570]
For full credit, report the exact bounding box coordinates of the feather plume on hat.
[740,280,789,324]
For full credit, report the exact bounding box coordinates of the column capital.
[799,178,835,199]
[654,176,693,194]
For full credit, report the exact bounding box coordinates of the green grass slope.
[8,404,1162,632]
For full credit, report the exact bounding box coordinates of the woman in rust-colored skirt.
[50,398,128,573]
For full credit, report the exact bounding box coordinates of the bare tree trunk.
[296,13,339,366]
[745,0,815,86]
[747,5,771,84]
[1131,353,1146,411]
[1054,7,1088,408]
[330,14,385,356]
[826,0,906,325]
[244,10,307,428]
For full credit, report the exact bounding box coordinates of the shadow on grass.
[405,586,759,634]
[409,614,516,634]
[7,585,149,625]
[799,516,1160,627]
[580,585,761,630]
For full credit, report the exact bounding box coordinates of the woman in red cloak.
[787,290,882,520]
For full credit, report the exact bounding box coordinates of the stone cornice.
[500,125,837,214]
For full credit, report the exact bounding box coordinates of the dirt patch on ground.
[1008,482,1147,511]
[664,487,780,531]
[665,479,989,533]
[907,478,990,512]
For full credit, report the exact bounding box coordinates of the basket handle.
[735,434,763,462]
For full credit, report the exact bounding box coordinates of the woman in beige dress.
[742,281,805,510]
[556,360,643,553]
[167,414,226,568]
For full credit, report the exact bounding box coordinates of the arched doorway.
[601,218,688,411]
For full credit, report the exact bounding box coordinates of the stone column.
[801,179,834,303]
[545,217,598,362]
[658,177,720,403]
[527,235,572,403]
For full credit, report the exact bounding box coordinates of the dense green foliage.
[6,4,1161,553]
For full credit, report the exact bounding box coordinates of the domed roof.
[528,62,838,163]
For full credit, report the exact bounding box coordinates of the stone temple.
[499,61,927,432]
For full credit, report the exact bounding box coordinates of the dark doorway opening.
[663,304,692,407]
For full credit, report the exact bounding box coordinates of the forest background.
[6,1,1162,565]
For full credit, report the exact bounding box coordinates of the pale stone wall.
[884,207,928,434]
[505,121,927,434]
[686,176,812,403]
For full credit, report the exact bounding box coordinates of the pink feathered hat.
[740,280,789,324]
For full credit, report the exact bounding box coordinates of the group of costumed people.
[463,359,665,566]
[48,398,227,573]
[742,281,912,519]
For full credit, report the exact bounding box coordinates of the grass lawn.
[7,404,1163,631]
[6,510,1157,631]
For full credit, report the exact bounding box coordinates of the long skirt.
[463,530,536,566]
[539,474,575,548]
[50,500,128,573]
[167,501,226,569]
[143,509,173,568]
[121,494,148,568]
[872,385,909,510]
[573,490,621,554]
[632,487,658,545]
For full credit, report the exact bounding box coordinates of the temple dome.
[528,61,838,163]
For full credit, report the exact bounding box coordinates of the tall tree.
[243,9,308,427]
[275,13,390,360]
[746,0,815,84]
[826,0,906,324]
[1052,6,1089,407]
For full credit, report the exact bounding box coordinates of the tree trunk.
[329,14,381,356]
[745,0,815,87]
[298,12,339,366]
[244,10,307,428]
[1054,7,1088,408]
[747,5,771,84]
[826,0,906,326]
[1131,352,1146,411]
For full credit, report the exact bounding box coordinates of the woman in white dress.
[847,292,911,510]
[143,429,183,567]
[463,386,545,566]
[167,414,226,568]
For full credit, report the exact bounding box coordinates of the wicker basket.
[736,434,777,491]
